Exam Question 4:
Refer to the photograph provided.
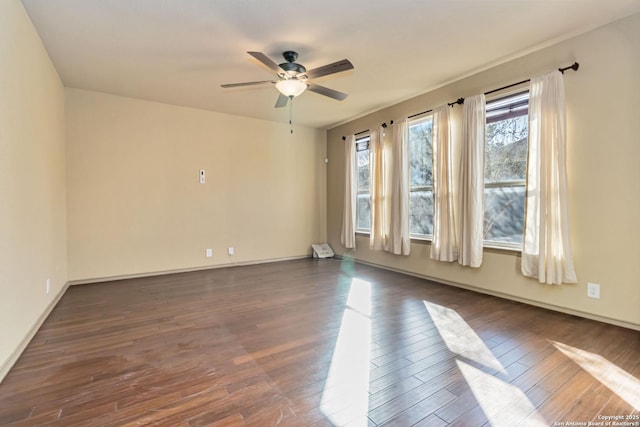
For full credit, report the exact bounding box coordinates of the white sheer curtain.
[431,105,458,262]
[340,135,356,249]
[386,119,411,255]
[369,129,385,250]
[458,94,486,267]
[369,123,410,255]
[522,70,577,284]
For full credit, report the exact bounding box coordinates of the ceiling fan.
[221,51,354,108]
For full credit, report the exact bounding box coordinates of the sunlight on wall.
[424,301,506,373]
[552,341,640,410]
[457,360,547,426]
[320,278,372,426]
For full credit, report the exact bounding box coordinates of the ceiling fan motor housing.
[279,51,306,76]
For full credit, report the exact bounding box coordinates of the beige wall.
[327,14,640,328]
[0,0,67,376]
[66,88,327,281]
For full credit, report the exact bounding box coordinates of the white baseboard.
[68,254,311,286]
[340,255,640,332]
[0,281,70,383]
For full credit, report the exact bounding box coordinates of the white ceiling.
[21,0,640,129]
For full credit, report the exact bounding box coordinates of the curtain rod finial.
[560,62,580,74]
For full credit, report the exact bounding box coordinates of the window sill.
[410,235,432,245]
[483,242,522,255]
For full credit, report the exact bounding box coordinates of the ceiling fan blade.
[247,51,283,74]
[275,93,289,108]
[304,59,353,79]
[307,83,348,101]
[221,80,274,88]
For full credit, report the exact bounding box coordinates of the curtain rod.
[340,119,396,139]
[407,62,578,119]
[407,98,465,120]
[485,62,579,96]
[342,62,579,140]
[342,128,369,140]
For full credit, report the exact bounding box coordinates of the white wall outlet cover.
[228,247,234,255]
[205,248,213,257]
[587,282,601,299]
[199,169,206,184]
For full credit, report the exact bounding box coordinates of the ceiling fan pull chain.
[289,96,294,134]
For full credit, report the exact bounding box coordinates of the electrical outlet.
[205,248,213,257]
[199,169,206,184]
[587,282,601,299]
[46,278,50,294]
[228,247,234,256]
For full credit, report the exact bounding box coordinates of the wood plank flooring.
[1,258,638,426]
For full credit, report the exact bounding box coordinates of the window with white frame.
[408,116,434,237]
[484,91,529,247]
[355,136,371,232]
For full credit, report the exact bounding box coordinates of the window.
[408,116,434,237]
[484,91,529,247]
[355,136,371,232]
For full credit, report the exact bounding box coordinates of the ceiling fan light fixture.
[276,79,307,98]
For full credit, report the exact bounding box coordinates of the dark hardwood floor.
[1,258,638,426]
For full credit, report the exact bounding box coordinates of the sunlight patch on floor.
[346,278,372,316]
[552,340,640,410]
[320,278,372,426]
[424,301,506,373]
[457,360,547,426]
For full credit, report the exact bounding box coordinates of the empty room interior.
[1,0,640,425]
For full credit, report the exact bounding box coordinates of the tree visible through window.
[409,117,434,236]
[356,136,371,232]
[484,91,529,246]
